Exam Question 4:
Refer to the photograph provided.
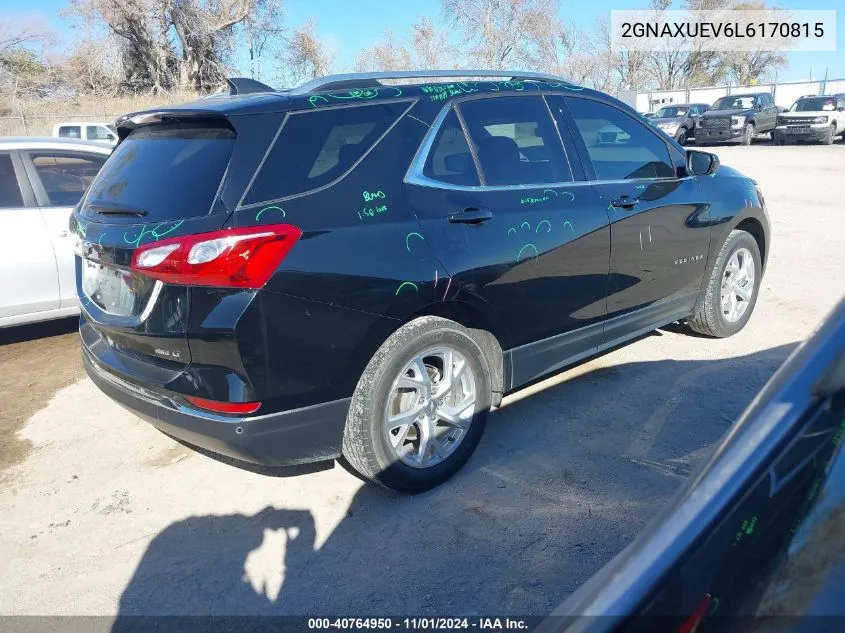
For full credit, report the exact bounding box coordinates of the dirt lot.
[1,143,844,617]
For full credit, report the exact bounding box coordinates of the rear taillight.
[131,224,301,288]
[185,395,261,415]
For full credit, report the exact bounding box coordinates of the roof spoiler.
[224,77,276,95]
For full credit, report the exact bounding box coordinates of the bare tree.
[354,30,412,72]
[242,0,285,81]
[410,17,455,69]
[280,20,335,86]
[65,0,276,93]
[440,0,552,69]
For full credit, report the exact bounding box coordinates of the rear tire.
[341,316,491,493]
[686,230,762,338]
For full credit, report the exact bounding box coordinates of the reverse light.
[185,395,261,415]
[131,224,302,288]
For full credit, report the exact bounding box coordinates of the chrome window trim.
[404,93,687,192]
[237,98,418,211]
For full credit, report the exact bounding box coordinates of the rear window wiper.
[85,201,149,218]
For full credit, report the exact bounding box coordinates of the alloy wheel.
[384,346,476,468]
[721,247,756,323]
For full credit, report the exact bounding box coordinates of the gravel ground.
[1,143,844,617]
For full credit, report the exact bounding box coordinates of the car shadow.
[0,315,78,345]
[111,342,797,624]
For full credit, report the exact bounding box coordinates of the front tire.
[740,123,754,146]
[822,125,835,145]
[677,128,688,145]
[687,230,762,338]
[341,316,492,493]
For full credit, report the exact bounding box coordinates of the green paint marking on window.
[256,205,286,222]
[405,232,425,252]
[123,220,185,247]
[536,220,551,233]
[395,281,419,296]
[520,221,531,231]
[563,220,575,233]
[507,227,517,236]
[363,190,386,202]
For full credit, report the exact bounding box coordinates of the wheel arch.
[404,299,507,407]
[734,216,768,271]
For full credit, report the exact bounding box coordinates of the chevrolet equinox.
[73,70,770,493]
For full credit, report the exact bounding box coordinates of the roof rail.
[289,70,575,95]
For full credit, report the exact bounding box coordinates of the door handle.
[57,230,68,237]
[448,208,493,224]
[610,196,639,209]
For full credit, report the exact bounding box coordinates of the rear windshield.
[242,101,409,205]
[82,122,234,221]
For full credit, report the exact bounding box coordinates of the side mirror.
[756,103,763,111]
[687,150,720,177]
[839,106,845,112]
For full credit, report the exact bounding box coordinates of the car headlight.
[731,116,746,128]
[813,116,829,124]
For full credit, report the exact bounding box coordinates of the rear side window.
[244,101,409,205]
[458,96,571,186]
[58,126,81,139]
[562,97,675,181]
[423,109,479,186]
[86,125,113,141]
[30,153,107,207]
[0,154,23,208]
[83,123,234,220]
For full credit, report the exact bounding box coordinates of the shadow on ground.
[112,340,796,621]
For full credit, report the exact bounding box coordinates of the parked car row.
[642,93,845,146]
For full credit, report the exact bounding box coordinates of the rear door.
[21,150,109,308]
[0,151,60,318]
[553,95,711,333]
[406,95,611,387]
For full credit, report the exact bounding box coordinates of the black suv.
[697,92,779,145]
[72,70,770,493]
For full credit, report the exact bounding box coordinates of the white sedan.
[0,137,112,327]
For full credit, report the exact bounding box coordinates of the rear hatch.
[74,102,287,383]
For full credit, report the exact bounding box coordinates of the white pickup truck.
[773,94,845,145]
[52,121,118,146]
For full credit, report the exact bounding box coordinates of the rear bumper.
[83,348,349,466]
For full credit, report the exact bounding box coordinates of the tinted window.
[244,102,408,205]
[564,98,675,181]
[86,125,113,141]
[459,96,570,186]
[712,95,756,110]
[83,123,234,221]
[422,109,479,186]
[58,126,81,139]
[30,153,106,207]
[0,154,23,208]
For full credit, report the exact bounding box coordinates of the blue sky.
[3,0,842,83]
